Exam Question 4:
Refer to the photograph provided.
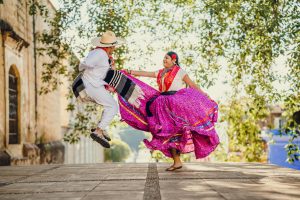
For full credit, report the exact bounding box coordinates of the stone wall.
[0,0,66,165]
[38,141,65,164]
[0,33,5,151]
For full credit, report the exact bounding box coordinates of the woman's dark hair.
[167,51,179,66]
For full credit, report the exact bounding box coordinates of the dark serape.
[72,69,144,106]
[104,69,144,106]
[72,73,85,99]
[72,73,92,102]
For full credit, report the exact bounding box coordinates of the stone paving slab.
[18,173,108,183]
[104,172,147,180]
[159,179,222,200]
[93,180,145,191]
[158,170,263,180]
[82,191,144,200]
[0,162,300,199]
[24,192,86,200]
[156,162,300,200]
[0,165,58,173]
[0,176,27,185]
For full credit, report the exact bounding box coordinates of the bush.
[104,139,131,162]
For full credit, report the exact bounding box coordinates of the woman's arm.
[183,74,210,97]
[130,70,156,78]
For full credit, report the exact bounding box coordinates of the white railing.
[64,136,104,164]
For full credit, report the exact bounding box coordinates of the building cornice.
[0,19,30,52]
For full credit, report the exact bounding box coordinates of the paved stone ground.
[0,162,300,200]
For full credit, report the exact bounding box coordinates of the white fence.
[64,136,104,164]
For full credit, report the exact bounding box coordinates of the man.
[73,30,124,148]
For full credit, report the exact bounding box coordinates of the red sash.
[157,65,180,92]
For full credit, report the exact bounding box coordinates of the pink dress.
[118,67,219,158]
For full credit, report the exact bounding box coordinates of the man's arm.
[79,62,91,71]
[79,50,110,71]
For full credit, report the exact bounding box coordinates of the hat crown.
[91,30,124,47]
[100,31,117,44]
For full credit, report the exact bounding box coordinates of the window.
[274,117,283,130]
[8,67,19,144]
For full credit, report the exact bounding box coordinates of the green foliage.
[151,150,173,162]
[204,0,299,162]
[220,97,268,162]
[139,141,191,162]
[28,0,130,142]
[28,0,48,16]
[104,139,132,162]
[64,104,103,144]
[282,7,300,161]
[210,143,229,161]
[150,150,191,163]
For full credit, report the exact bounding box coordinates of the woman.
[118,51,219,171]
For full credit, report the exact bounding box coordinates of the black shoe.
[90,132,110,148]
[91,128,111,141]
[165,165,183,171]
[103,133,111,141]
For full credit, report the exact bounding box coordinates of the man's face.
[107,46,116,55]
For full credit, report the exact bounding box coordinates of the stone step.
[10,156,40,166]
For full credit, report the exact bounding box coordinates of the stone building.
[0,0,104,165]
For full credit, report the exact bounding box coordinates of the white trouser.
[82,79,118,130]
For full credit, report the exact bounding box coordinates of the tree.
[104,139,131,162]
[204,0,300,162]
[220,97,268,162]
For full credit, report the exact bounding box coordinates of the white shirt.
[79,48,110,87]
[155,68,187,92]
[168,68,187,91]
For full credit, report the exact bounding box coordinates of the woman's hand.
[124,69,132,74]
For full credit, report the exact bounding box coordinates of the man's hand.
[105,85,116,93]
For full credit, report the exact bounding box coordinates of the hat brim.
[91,37,125,47]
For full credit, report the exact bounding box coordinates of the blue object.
[269,129,281,135]
[263,129,300,170]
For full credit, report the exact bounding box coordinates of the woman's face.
[163,54,175,68]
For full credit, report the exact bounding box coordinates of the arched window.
[8,66,20,144]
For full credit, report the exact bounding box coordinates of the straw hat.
[91,31,125,47]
